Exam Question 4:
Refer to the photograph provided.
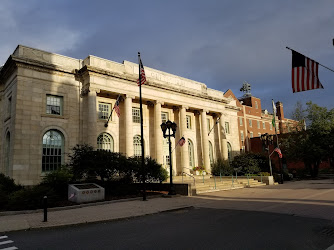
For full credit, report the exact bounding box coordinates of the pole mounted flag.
[137,57,146,86]
[274,147,283,158]
[286,47,334,93]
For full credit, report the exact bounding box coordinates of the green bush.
[211,158,233,176]
[6,185,59,211]
[0,173,23,194]
[42,166,73,196]
[231,153,262,175]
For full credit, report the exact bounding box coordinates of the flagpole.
[272,99,283,184]
[138,52,146,201]
[208,117,220,136]
[286,46,334,73]
[104,94,121,127]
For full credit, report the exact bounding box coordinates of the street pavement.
[1,179,334,234]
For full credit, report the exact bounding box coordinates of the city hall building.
[0,45,240,185]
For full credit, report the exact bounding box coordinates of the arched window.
[97,133,114,151]
[42,130,64,172]
[209,141,214,166]
[188,139,195,168]
[227,142,232,162]
[133,135,143,157]
[5,132,10,175]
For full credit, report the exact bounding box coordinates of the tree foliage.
[211,158,233,176]
[281,102,334,177]
[231,153,266,174]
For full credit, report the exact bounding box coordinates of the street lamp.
[260,133,274,176]
[161,120,177,195]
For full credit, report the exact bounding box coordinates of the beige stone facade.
[0,45,240,185]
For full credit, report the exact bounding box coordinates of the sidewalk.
[0,195,198,233]
[1,179,334,233]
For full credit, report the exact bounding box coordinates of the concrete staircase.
[172,175,267,195]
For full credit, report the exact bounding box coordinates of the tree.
[231,153,263,175]
[281,102,334,177]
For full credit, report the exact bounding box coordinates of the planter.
[68,183,105,204]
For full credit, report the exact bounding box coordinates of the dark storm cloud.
[1,0,333,117]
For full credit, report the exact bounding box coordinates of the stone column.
[87,88,99,148]
[220,111,228,160]
[180,106,189,174]
[124,95,134,156]
[201,110,210,172]
[154,100,163,164]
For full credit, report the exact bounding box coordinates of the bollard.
[43,196,47,222]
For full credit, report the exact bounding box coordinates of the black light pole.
[161,120,177,195]
[260,133,274,176]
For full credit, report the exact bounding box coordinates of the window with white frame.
[227,142,232,161]
[270,123,272,130]
[42,130,64,172]
[250,132,253,138]
[161,112,169,123]
[240,131,244,142]
[132,108,141,123]
[98,103,111,120]
[186,115,192,129]
[46,95,63,115]
[255,101,258,109]
[97,133,114,151]
[257,121,260,129]
[258,133,261,137]
[225,122,230,134]
[163,138,170,166]
[188,139,195,168]
[133,135,142,157]
[239,117,243,126]
[249,119,252,127]
[262,122,266,129]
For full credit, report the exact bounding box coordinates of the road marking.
[0,241,13,246]
[0,236,18,250]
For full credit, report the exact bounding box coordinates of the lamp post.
[260,133,274,176]
[161,120,177,195]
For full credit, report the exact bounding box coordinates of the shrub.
[6,185,59,211]
[0,173,23,194]
[231,153,262,175]
[211,158,233,176]
[41,166,74,196]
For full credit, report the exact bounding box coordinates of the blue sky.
[1,0,333,118]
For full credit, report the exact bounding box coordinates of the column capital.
[180,105,189,110]
[90,87,101,93]
[201,109,209,114]
[154,100,164,105]
[125,94,135,99]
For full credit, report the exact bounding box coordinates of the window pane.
[46,95,62,115]
[132,108,141,123]
[42,130,63,172]
[97,133,114,151]
[99,103,111,120]
[161,112,168,123]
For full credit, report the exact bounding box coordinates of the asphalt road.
[5,207,334,250]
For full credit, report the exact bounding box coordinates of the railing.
[182,171,195,185]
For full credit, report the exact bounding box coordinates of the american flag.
[291,51,323,93]
[114,99,120,117]
[178,137,186,147]
[274,147,283,158]
[137,57,146,86]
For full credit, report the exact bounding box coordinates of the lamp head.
[160,122,167,138]
[171,122,177,137]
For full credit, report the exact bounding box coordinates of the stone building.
[0,45,240,185]
[224,89,298,152]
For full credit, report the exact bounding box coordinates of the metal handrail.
[182,171,196,185]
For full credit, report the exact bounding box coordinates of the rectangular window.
[270,123,272,130]
[98,103,111,120]
[241,146,245,152]
[186,115,191,129]
[7,96,12,117]
[258,133,261,137]
[161,112,169,123]
[250,132,253,138]
[262,122,266,129]
[207,118,210,132]
[255,101,258,109]
[257,121,260,129]
[46,95,63,115]
[249,119,252,127]
[240,131,244,142]
[132,108,141,123]
[225,122,230,134]
[239,117,243,126]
